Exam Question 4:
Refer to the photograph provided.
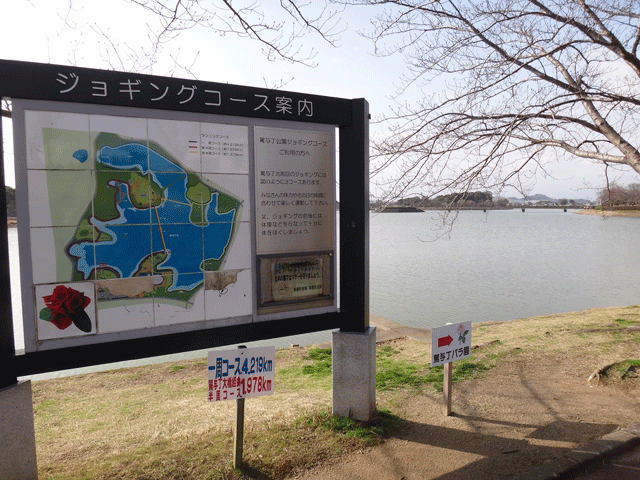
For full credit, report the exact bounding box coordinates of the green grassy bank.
[32,305,640,479]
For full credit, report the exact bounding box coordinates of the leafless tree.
[336,1,640,202]
[598,182,640,206]
[66,0,344,73]
[1,100,10,119]
[628,183,640,204]
[1,1,344,118]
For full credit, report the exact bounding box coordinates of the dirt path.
[292,328,640,479]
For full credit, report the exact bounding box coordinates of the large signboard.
[14,103,336,352]
[1,59,368,380]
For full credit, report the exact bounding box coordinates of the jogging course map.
[25,111,253,340]
[66,132,242,304]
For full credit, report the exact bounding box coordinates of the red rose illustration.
[43,285,70,309]
[64,288,92,312]
[50,309,73,330]
[42,285,92,332]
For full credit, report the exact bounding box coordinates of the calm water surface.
[370,209,639,329]
[7,209,639,377]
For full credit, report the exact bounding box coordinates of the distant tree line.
[598,183,640,208]
[5,186,15,217]
[431,191,493,206]
[393,191,507,209]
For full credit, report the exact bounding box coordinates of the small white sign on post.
[207,346,275,402]
[430,321,472,367]
[208,346,276,468]
[431,321,472,417]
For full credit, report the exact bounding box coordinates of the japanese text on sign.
[254,127,334,254]
[431,322,472,367]
[272,258,323,301]
[207,347,275,402]
[55,70,315,117]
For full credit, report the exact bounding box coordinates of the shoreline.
[8,209,640,226]
[20,306,638,381]
[574,209,640,218]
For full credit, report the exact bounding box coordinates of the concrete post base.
[0,380,38,480]
[332,326,376,421]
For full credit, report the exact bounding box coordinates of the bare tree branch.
[124,0,345,68]
[1,99,10,119]
[54,1,344,73]
[336,0,640,202]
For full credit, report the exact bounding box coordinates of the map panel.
[24,111,252,342]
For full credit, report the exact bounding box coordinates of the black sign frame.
[0,59,369,386]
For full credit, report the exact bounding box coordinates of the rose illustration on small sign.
[40,285,92,333]
[457,323,469,344]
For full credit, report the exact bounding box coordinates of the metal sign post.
[0,113,17,389]
[234,394,245,469]
[234,346,246,470]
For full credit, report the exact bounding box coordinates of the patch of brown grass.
[32,306,640,479]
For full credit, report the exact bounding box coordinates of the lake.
[370,209,639,329]
[6,209,639,377]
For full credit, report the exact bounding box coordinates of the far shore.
[574,209,640,218]
[7,209,640,227]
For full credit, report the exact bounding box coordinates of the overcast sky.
[2,0,638,199]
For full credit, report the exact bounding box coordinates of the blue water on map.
[98,144,149,171]
[149,149,185,173]
[73,149,89,163]
[70,143,236,290]
[108,182,151,225]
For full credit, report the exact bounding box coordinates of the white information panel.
[207,347,275,401]
[15,102,338,353]
[254,126,334,255]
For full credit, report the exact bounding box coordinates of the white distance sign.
[207,347,275,402]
